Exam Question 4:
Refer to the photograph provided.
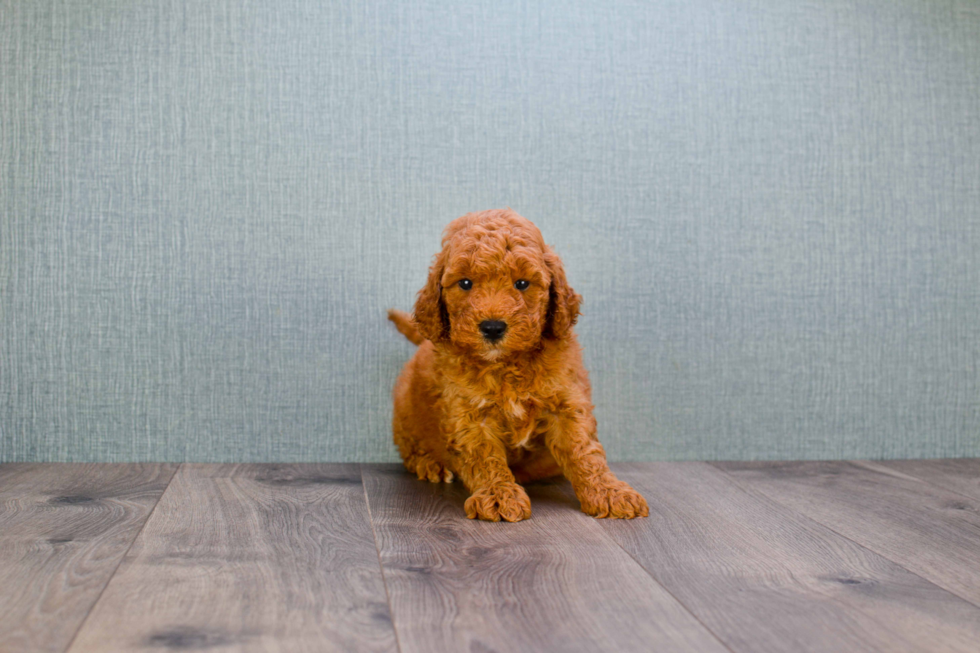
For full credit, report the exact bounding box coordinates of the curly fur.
[389,209,648,522]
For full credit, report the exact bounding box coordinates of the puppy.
[388,209,648,522]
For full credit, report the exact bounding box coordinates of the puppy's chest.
[470,386,551,450]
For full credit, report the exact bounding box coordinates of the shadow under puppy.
[389,209,648,522]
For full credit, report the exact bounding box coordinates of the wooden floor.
[1,461,979,652]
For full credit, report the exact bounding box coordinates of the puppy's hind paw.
[405,456,454,483]
[578,480,649,519]
[464,482,532,522]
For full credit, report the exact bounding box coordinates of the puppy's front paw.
[578,480,649,519]
[464,483,532,522]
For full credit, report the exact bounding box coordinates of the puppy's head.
[413,209,581,359]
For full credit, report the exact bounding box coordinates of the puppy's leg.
[401,449,454,483]
[394,413,452,483]
[545,405,648,519]
[392,348,454,483]
[448,410,532,522]
[394,416,453,483]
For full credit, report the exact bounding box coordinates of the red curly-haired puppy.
[388,209,648,522]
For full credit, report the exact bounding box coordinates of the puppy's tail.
[387,309,425,346]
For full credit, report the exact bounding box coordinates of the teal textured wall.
[2,0,979,462]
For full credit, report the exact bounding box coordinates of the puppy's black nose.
[479,320,507,342]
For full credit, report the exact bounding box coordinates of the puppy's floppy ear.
[413,250,450,342]
[543,247,582,340]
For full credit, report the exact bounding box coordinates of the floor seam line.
[587,467,738,653]
[601,535,737,653]
[708,461,980,612]
[361,464,405,653]
[61,462,182,653]
[851,460,980,504]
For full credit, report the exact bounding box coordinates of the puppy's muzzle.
[479,320,507,342]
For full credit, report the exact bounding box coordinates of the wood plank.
[362,464,727,653]
[0,463,177,653]
[594,462,980,653]
[714,461,980,608]
[866,459,980,502]
[66,464,397,653]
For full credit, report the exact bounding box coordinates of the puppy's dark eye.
[458,279,473,291]
[514,279,530,291]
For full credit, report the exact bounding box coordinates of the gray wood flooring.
[1,461,978,652]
